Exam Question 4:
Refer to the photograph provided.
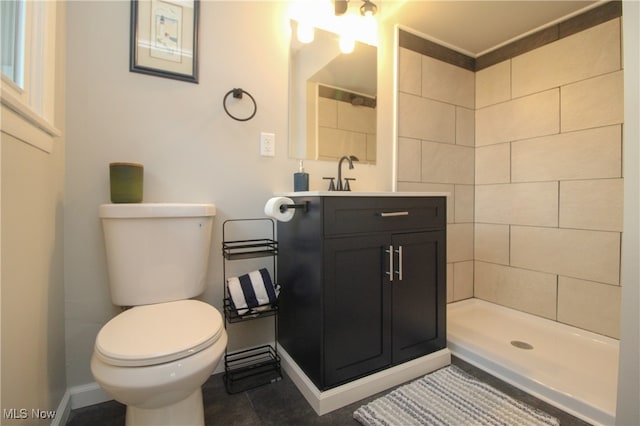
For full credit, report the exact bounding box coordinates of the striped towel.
[227,268,279,315]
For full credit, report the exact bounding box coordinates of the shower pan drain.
[510,340,534,350]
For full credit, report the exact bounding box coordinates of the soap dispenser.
[294,160,309,192]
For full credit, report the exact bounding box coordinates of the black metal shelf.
[222,238,278,260]
[222,218,282,394]
[223,345,281,394]
[223,297,278,323]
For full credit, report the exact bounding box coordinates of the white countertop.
[276,191,450,197]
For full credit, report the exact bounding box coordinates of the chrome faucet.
[337,155,359,191]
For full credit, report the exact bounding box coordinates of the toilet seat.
[95,299,223,367]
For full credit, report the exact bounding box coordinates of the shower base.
[447,298,619,426]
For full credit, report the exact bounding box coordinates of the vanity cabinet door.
[323,234,392,387]
[391,230,447,364]
[277,195,447,391]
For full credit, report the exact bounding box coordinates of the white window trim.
[0,0,61,154]
[1,86,60,153]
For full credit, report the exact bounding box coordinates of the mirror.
[289,21,377,164]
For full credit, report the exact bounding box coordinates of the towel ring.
[223,88,257,121]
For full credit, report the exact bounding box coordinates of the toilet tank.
[99,203,216,306]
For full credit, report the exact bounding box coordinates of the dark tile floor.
[66,356,590,425]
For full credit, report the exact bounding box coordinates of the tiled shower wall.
[396,47,476,304]
[317,95,377,163]
[396,17,623,338]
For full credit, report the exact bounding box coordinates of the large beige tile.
[453,261,474,300]
[317,127,367,160]
[512,19,621,98]
[398,92,456,143]
[561,71,624,133]
[366,133,376,163]
[397,137,421,182]
[318,97,337,127]
[511,125,622,182]
[475,143,510,184]
[511,226,621,285]
[474,261,557,319]
[476,60,511,108]
[447,223,474,263]
[558,276,621,338]
[446,262,454,303]
[396,182,454,223]
[560,179,623,231]
[422,56,475,109]
[476,89,559,146]
[421,142,474,184]
[475,182,558,226]
[398,47,421,96]
[456,107,475,147]
[454,184,474,223]
[474,223,510,265]
[397,181,453,193]
[337,101,376,134]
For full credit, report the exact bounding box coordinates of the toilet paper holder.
[280,201,309,213]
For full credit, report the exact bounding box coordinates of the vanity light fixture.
[335,0,348,16]
[360,0,377,17]
[291,0,378,51]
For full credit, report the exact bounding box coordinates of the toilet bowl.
[94,203,223,425]
[91,299,227,426]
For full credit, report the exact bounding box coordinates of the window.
[0,0,60,153]
[1,0,25,87]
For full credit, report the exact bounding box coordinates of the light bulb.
[361,13,378,46]
[297,23,314,44]
[339,35,355,54]
[360,0,377,17]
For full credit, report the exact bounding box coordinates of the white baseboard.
[279,347,451,415]
[51,363,227,423]
[69,382,113,409]
[49,383,110,426]
[51,350,447,422]
[51,390,71,426]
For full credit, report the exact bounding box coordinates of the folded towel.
[227,268,279,315]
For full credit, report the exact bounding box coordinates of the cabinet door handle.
[395,245,403,281]
[379,211,409,217]
[385,245,394,282]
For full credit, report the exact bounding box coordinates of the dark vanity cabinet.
[277,195,446,390]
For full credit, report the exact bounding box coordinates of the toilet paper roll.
[264,197,295,222]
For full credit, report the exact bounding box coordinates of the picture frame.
[130,0,199,83]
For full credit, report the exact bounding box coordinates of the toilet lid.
[95,299,224,367]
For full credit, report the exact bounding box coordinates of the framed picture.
[130,0,199,83]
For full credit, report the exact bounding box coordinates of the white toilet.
[91,203,227,426]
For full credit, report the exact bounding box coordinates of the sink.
[277,191,450,197]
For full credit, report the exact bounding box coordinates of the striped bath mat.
[354,365,559,426]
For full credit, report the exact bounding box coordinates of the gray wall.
[1,2,67,423]
[3,1,635,422]
[64,0,394,388]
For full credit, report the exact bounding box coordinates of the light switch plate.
[260,132,275,157]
